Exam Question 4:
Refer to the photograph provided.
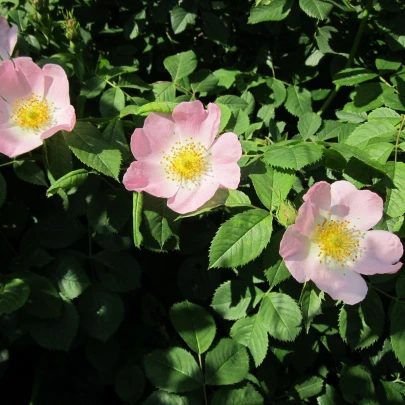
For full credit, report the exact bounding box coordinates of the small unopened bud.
[63,13,80,41]
[277,200,297,228]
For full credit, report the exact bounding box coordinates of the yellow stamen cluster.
[11,93,52,131]
[312,218,363,266]
[161,138,209,185]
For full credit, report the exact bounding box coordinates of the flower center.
[312,218,363,266]
[11,94,53,130]
[162,139,209,184]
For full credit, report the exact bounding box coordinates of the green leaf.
[170,5,197,34]
[209,209,273,268]
[55,256,90,300]
[115,363,145,404]
[265,260,291,287]
[46,169,88,197]
[63,122,121,180]
[333,68,378,86]
[263,143,323,170]
[144,391,192,405]
[211,280,264,320]
[0,278,30,315]
[250,166,295,211]
[137,101,177,116]
[215,95,248,111]
[78,285,124,341]
[43,132,73,182]
[383,93,405,111]
[22,273,62,319]
[367,107,401,125]
[217,103,232,132]
[339,289,384,350]
[298,112,322,140]
[143,194,179,249]
[101,118,131,162]
[299,0,332,19]
[230,315,268,367]
[375,55,402,72]
[205,338,249,386]
[384,162,405,218]
[230,109,250,136]
[211,384,264,405]
[317,384,345,405]
[153,82,176,102]
[285,86,312,116]
[339,365,377,405]
[391,301,405,366]
[190,69,219,94]
[13,160,48,186]
[164,51,197,82]
[170,301,216,354]
[258,292,302,341]
[292,376,324,399]
[92,250,141,293]
[80,77,106,98]
[345,122,396,148]
[248,0,294,23]
[100,87,125,117]
[132,192,143,248]
[329,143,385,175]
[144,347,203,393]
[27,299,78,351]
[300,283,323,333]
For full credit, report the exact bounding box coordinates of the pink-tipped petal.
[311,265,368,305]
[40,106,76,140]
[0,59,32,102]
[43,64,71,107]
[295,182,331,236]
[280,225,315,283]
[142,112,176,151]
[167,179,220,214]
[14,57,45,98]
[330,181,383,230]
[123,160,179,198]
[198,103,221,148]
[0,125,43,158]
[353,230,403,275]
[212,163,241,189]
[172,100,206,142]
[0,17,17,60]
[209,132,242,164]
[131,128,149,159]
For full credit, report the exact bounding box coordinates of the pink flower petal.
[0,97,11,125]
[0,59,31,102]
[123,160,179,198]
[353,230,403,275]
[40,106,76,140]
[172,100,205,140]
[167,179,220,214]
[43,64,71,108]
[280,225,314,283]
[0,125,43,158]
[130,128,150,160]
[330,180,383,230]
[209,132,242,164]
[212,163,241,189]
[0,17,17,60]
[296,181,331,236]
[310,264,368,305]
[198,103,221,148]
[142,112,176,151]
[14,57,45,98]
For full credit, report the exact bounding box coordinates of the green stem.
[368,283,405,303]
[317,0,373,116]
[0,160,15,168]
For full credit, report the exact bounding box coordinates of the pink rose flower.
[0,57,76,158]
[0,16,18,60]
[280,181,403,305]
[123,101,242,214]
